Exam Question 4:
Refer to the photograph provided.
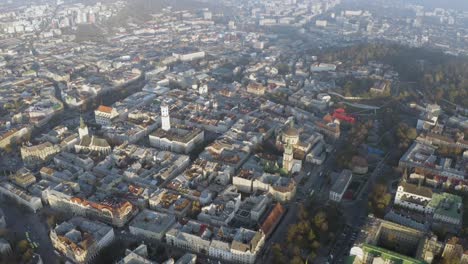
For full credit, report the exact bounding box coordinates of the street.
[261,148,335,264]
[329,153,389,263]
[0,196,58,263]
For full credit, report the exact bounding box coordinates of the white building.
[315,20,328,27]
[149,108,204,154]
[129,209,176,241]
[167,219,265,264]
[416,104,441,131]
[94,105,119,126]
[394,182,433,213]
[329,170,353,202]
[0,127,29,150]
[310,63,336,72]
[166,220,212,255]
[0,239,12,256]
[175,253,197,264]
[233,172,296,203]
[198,84,208,95]
[229,228,265,264]
[117,244,154,264]
[0,182,42,212]
[282,143,294,172]
[21,142,60,167]
[172,51,205,62]
[161,104,171,131]
[50,217,114,263]
[237,195,272,222]
[394,182,463,227]
[78,116,89,139]
[197,186,241,227]
[47,190,136,227]
[75,119,111,155]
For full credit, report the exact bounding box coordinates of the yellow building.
[21,142,60,167]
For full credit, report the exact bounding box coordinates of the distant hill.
[105,0,215,26]
[321,43,468,107]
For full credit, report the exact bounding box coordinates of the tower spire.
[78,115,89,140]
[402,168,408,182]
[80,116,86,128]
[283,143,294,173]
[161,103,171,131]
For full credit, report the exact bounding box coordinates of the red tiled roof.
[261,203,285,236]
[96,105,113,114]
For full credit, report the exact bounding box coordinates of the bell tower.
[161,104,171,131]
[283,143,294,172]
[78,116,89,139]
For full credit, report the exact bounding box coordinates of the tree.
[306,252,317,262]
[406,128,417,140]
[442,256,461,264]
[320,222,329,232]
[274,162,280,171]
[287,224,298,243]
[272,243,282,252]
[16,240,29,253]
[279,168,289,177]
[307,230,316,241]
[298,204,309,221]
[369,184,392,216]
[272,243,284,261]
[396,123,417,144]
[311,240,321,250]
[291,256,304,264]
[21,248,33,263]
[264,161,272,172]
[313,211,326,228]
[292,246,301,257]
[46,215,56,228]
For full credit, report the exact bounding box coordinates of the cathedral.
[279,120,303,174]
[75,117,111,155]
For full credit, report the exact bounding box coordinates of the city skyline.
[0,0,466,264]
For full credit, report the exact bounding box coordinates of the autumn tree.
[272,243,287,264]
[291,256,304,264]
[369,184,392,216]
[16,240,29,254]
[396,122,417,149]
[313,211,327,228]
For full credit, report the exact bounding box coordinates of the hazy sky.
[1,0,468,12]
[397,0,468,10]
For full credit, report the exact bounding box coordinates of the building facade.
[94,105,118,126]
[329,170,353,202]
[50,217,115,263]
[21,142,60,167]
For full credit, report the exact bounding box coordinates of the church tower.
[78,116,89,140]
[161,104,171,131]
[402,168,408,182]
[283,143,294,172]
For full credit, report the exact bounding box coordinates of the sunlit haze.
[0,1,467,264]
